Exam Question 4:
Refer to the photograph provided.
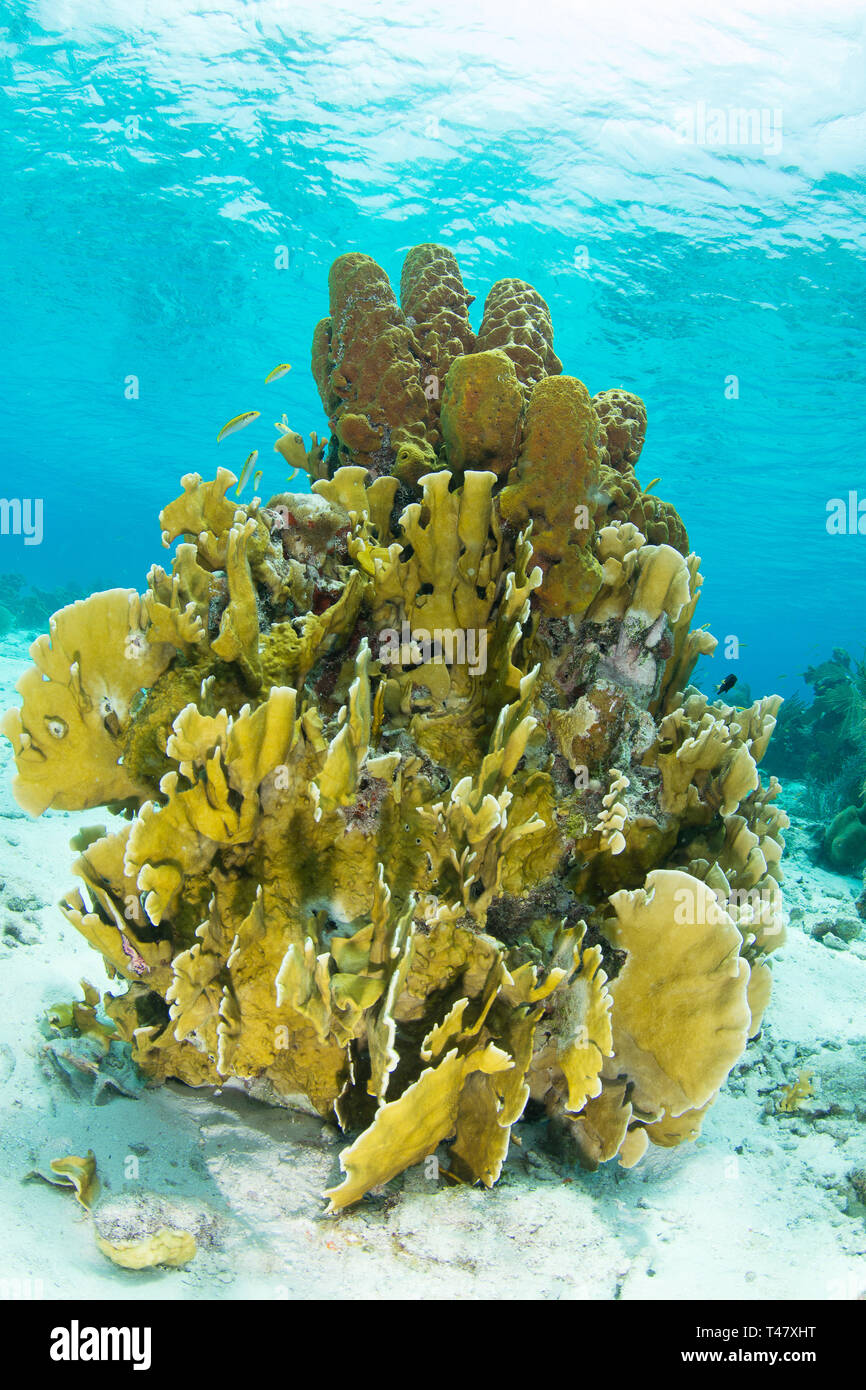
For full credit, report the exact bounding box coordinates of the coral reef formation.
[2,245,788,1210]
[590,388,689,554]
[765,647,866,868]
[474,278,561,395]
[767,648,866,801]
[0,574,81,635]
[823,804,866,872]
[41,980,146,1102]
[400,243,476,402]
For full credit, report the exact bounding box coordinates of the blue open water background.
[1,0,864,700]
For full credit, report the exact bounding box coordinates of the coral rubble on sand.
[1,245,789,1209]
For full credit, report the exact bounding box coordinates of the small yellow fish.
[216,410,260,444]
[252,469,263,494]
[264,363,292,385]
[643,477,662,494]
[235,450,258,497]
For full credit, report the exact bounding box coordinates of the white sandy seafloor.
[0,631,864,1303]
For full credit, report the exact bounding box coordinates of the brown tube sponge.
[499,374,603,618]
[475,278,562,394]
[440,349,524,477]
[311,252,437,478]
[592,389,648,473]
[399,243,476,402]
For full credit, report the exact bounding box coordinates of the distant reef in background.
[0,573,85,636]
[765,648,866,873]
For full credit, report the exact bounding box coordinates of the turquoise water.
[1,0,864,699]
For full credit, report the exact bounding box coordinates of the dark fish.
[716,674,737,695]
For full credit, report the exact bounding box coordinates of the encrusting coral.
[2,245,789,1210]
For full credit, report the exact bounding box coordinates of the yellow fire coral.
[0,590,175,814]
[777,1070,816,1113]
[3,244,789,1210]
